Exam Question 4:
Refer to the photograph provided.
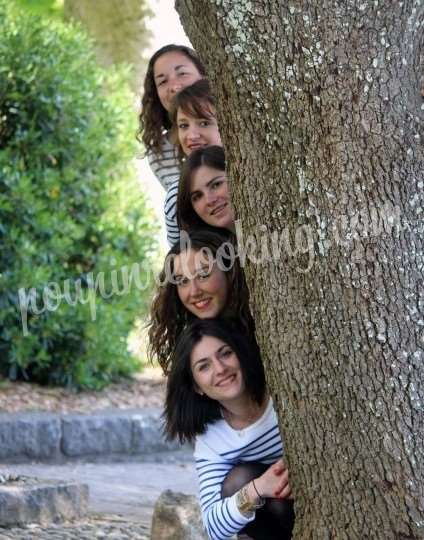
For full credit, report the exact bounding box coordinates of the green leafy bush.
[12,0,64,20]
[0,1,159,388]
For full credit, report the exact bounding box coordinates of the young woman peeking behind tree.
[178,145,235,233]
[147,228,253,375]
[164,319,295,540]
[138,44,205,245]
[170,78,222,159]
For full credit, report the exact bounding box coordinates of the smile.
[192,298,212,310]
[211,203,227,216]
[216,374,236,387]
[188,142,206,151]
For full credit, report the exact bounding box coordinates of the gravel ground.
[0,368,166,414]
[0,515,150,540]
[3,457,198,540]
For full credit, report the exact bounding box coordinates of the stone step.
[0,476,88,527]
[151,490,208,540]
[0,408,185,463]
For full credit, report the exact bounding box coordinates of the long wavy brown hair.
[137,44,206,155]
[147,228,255,375]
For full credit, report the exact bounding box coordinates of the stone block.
[150,489,208,540]
[61,412,132,457]
[131,409,182,454]
[0,413,61,461]
[0,476,88,526]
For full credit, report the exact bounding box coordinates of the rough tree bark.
[176,1,424,539]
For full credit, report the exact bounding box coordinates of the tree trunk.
[175,1,424,538]
[64,0,152,92]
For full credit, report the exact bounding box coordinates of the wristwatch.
[236,484,265,516]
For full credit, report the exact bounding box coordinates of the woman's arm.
[194,403,286,540]
[195,457,255,540]
[196,455,292,540]
[146,143,181,246]
[163,180,180,246]
[146,137,180,191]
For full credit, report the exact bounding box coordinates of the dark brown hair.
[178,145,226,231]
[164,318,265,443]
[137,44,206,154]
[147,228,254,375]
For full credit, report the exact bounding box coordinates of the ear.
[194,384,204,396]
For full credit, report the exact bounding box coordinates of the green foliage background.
[13,0,64,20]
[0,1,158,389]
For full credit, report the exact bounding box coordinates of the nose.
[212,357,226,375]
[187,125,200,141]
[205,190,218,206]
[169,77,182,95]
[188,278,201,297]
[170,83,181,95]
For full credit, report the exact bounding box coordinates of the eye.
[197,361,210,372]
[178,71,189,77]
[197,270,211,281]
[175,276,189,287]
[178,122,188,130]
[221,347,233,358]
[199,120,210,127]
[211,179,224,190]
[191,192,202,203]
[157,79,166,87]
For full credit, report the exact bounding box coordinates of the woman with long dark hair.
[164,319,295,540]
[178,145,234,232]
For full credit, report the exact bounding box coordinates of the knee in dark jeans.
[263,498,295,536]
[245,498,295,540]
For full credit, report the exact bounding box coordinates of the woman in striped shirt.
[164,319,295,540]
[138,44,206,245]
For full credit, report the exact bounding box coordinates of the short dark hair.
[178,145,226,231]
[169,79,216,158]
[170,79,215,125]
[137,44,206,153]
[164,318,266,444]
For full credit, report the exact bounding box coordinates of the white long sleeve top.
[193,399,283,540]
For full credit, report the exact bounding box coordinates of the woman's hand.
[253,459,292,499]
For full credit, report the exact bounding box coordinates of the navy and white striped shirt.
[194,399,283,540]
[147,136,181,246]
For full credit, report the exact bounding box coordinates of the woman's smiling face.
[173,248,228,318]
[177,104,222,156]
[190,165,234,230]
[190,335,244,403]
[153,51,202,112]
